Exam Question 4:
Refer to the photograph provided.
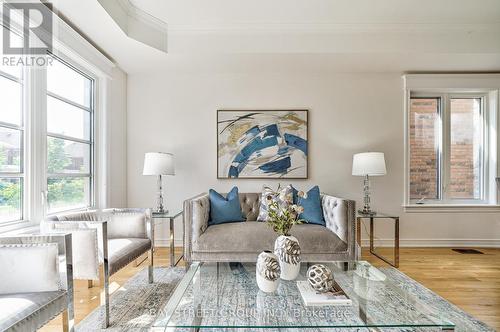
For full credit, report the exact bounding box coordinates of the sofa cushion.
[194,222,346,254]
[257,185,293,222]
[292,185,326,226]
[209,187,245,225]
[0,291,66,332]
[108,238,151,275]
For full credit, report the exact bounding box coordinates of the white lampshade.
[352,152,386,176]
[143,152,175,175]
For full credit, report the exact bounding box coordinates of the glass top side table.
[356,212,400,267]
[152,210,183,267]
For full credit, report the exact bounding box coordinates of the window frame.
[409,92,489,205]
[408,94,443,202]
[0,36,25,225]
[403,74,500,212]
[45,54,96,215]
[0,1,114,232]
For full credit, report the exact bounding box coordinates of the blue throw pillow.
[209,186,245,225]
[292,185,325,226]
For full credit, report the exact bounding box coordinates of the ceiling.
[51,0,500,74]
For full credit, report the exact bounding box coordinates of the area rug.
[76,266,493,332]
[76,267,185,331]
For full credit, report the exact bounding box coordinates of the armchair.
[0,233,74,332]
[43,208,153,328]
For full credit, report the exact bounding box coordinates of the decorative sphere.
[307,264,334,293]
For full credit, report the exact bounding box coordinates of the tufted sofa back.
[238,193,261,221]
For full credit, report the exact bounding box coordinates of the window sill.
[0,221,39,235]
[403,204,500,213]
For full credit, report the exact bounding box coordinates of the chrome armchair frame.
[44,208,154,328]
[0,233,75,332]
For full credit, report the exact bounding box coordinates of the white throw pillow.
[108,212,146,239]
[257,185,293,222]
[0,243,60,294]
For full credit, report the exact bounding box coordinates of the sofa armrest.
[183,193,210,262]
[321,194,357,260]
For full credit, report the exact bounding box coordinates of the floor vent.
[452,248,484,254]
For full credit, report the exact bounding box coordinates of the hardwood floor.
[364,247,500,331]
[41,247,500,331]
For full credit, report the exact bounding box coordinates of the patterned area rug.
[75,266,493,332]
[76,267,184,331]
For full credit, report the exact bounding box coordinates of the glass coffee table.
[152,261,455,331]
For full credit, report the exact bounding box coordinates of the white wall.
[127,71,500,247]
[108,67,128,207]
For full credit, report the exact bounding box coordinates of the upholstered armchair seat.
[0,291,67,332]
[108,238,152,275]
[184,192,356,262]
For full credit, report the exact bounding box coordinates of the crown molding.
[97,0,168,53]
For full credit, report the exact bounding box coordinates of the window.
[46,57,94,213]
[408,92,489,205]
[0,26,23,223]
[0,26,98,226]
[0,7,112,230]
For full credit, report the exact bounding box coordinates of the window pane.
[449,98,482,199]
[0,76,22,126]
[0,27,23,79]
[0,127,21,173]
[47,58,91,107]
[47,96,91,140]
[47,137,90,174]
[0,178,22,222]
[409,98,440,200]
[47,177,90,213]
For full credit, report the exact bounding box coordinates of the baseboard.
[361,238,500,248]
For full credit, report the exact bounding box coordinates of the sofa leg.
[62,308,74,332]
[100,264,110,328]
[148,247,154,283]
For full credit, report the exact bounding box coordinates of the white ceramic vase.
[256,250,281,293]
[274,235,301,280]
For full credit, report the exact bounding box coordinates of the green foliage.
[47,178,85,206]
[266,200,304,236]
[0,139,85,213]
[47,138,71,173]
[0,179,20,208]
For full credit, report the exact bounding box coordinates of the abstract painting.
[217,110,308,178]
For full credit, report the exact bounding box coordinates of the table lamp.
[143,152,175,213]
[352,152,386,215]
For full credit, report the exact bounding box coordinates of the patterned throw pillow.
[257,185,293,222]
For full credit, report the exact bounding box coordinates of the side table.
[152,210,183,267]
[356,212,399,268]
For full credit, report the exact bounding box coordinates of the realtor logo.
[2,2,53,54]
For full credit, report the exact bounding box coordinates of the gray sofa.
[184,192,356,262]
